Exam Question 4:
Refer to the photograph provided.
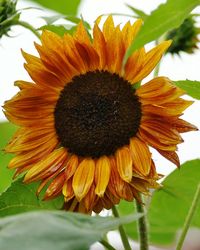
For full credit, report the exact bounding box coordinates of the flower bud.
[0,0,19,38]
[166,16,199,55]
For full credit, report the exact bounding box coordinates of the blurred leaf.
[148,159,200,245]
[41,15,90,27]
[41,14,65,24]
[117,200,138,240]
[173,80,200,99]
[28,0,81,15]
[126,4,148,20]
[0,210,142,250]
[123,0,200,65]
[0,122,17,193]
[118,160,200,245]
[39,24,76,36]
[0,178,64,217]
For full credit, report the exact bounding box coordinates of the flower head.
[0,0,19,38]
[166,16,200,54]
[4,17,197,213]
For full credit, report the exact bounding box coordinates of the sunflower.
[3,16,197,213]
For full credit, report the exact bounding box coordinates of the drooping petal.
[129,137,151,176]
[95,156,111,197]
[157,149,180,167]
[65,155,79,180]
[62,178,74,202]
[116,147,132,182]
[72,159,95,201]
[44,172,65,200]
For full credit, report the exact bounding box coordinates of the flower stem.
[112,206,132,250]
[176,183,200,250]
[153,39,162,77]
[135,196,149,250]
[153,60,161,77]
[13,20,41,39]
[100,239,116,250]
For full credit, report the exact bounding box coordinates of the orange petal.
[93,23,107,69]
[72,158,95,201]
[138,128,177,151]
[65,155,79,180]
[21,49,41,65]
[130,137,151,176]
[95,156,111,197]
[122,19,143,47]
[116,147,133,182]
[24,147,67,183]
[62,178,74,202]
[157,149,180,167]
[173,118,198,133]
[124,48,145,82]
[106,25,125,73]
[74,21,91,45]
[63,33,88,74]
[24,63,64,91]
[136,77,185,105]
[83,184,97,212]
[44,172,65,200]
[8,137,58,169]
[131,41,171,83]
[103,16,115,41]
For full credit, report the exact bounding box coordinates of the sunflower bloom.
[3,17,197,213]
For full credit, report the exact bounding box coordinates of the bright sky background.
[0,0,200,177]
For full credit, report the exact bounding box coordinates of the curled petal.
[95,156,111,197]
[72,159,95,201]
[116,147,133,182]
[130,137,151,176]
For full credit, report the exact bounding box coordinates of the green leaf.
[28,0,81,15]
[41,15,90,28]
[148,159,200,245]
[118,160,200,245]
[125,4,148,20]
[0,210,142,250]
[0,122,17,193]
[0,178,64,217]
[173,80,200,99]
[123,0,200,65]
[39,24,76,36]
[117,200,138,240]
[41,15,65,25]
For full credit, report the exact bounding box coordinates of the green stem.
[112,206,132,250]
[135,196,149,250]
[153,60,161,77]
[176,184,200,250]
[100,239,116,250]
[153,40,161,77]
[13,20,41,39]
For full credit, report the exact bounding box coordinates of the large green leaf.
[0,210,142,250]
[0,178,64,217]
[148,159,200,245]
[27,0,81,15]
[173,80,200,99]
[118,160,200,245]
[123,0,200,65]
[0,122,17,193]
